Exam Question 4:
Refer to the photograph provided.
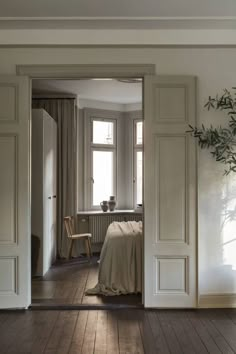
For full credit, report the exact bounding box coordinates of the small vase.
[108,196,116,211]
[100,200,108,212]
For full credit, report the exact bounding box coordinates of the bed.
[86,220,143,296]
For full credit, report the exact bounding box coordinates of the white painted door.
[144,75,197,308]
[43,112,53,274]
[0,76,30,308]
[51,118,57,264]
[43,114,57,270]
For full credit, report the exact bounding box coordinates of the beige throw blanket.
[86,221,143,296]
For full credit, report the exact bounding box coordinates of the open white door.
[0,76,31,308]
[144,75,197,308]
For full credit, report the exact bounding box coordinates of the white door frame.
[17,64,198,308]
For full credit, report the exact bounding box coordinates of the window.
[92,120,114,145]
[92,150,114,205]
[134,120,143,207]
[136,121,143,145]
[83,110,143,211]
[136,151,143,205]
[87,118,116,209]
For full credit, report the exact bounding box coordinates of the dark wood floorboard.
[146,311,170,354]
[32,256,142,307]
[81,310,98,353]
[118,310,144,353]
[156,311,183,354]
[0,309,236,353]
[68,311,88,354]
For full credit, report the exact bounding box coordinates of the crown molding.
[1,29,236,46]
[0,17,236,29]
[78,98,142,111]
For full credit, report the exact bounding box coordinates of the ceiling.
[32,79,142,104]
[0,0,236,19]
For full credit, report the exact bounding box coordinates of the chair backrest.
[64,216,75,238]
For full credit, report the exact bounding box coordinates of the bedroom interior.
[30,77,144,307]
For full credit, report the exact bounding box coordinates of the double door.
[0,74,197,309]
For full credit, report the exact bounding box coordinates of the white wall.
[1,46,236,298]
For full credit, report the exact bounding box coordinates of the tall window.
[134,120,143,207]
[90,119,116,208]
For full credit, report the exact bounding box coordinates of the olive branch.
[188,88,236,175]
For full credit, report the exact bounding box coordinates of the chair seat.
[70,233,92,239]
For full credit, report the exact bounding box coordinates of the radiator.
[89,214,142,243]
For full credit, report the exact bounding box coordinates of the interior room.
[30,78,144,306]
[2,0,236,350]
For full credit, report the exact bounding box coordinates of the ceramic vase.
[100,200,108,212]
[108,196,116,211]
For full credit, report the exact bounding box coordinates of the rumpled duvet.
[86,221,143,296]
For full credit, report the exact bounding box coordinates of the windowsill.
[77,209,142,215]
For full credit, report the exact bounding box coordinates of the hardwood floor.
[32,256,142,307]
[0,309,236,353]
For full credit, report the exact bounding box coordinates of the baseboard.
[199,293,236,308]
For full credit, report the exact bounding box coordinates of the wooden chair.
[64,216,92,260]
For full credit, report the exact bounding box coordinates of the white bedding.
[86,220,143,296]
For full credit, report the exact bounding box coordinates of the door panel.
[156,136,186,242]
[144,75,197,308]
[0,76,30,308]
[0,136,16,244]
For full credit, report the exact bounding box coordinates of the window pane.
[93,121,114,144]
[93,150,113,205]
[136,151,143,205]
[136,121,143,145]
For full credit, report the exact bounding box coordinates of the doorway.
[0,64,197,309]
[30,77,144,307]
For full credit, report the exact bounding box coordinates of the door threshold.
[29,303,144,311]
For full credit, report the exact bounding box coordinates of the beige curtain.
[32,98,77,258]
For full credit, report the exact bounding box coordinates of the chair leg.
[88,238,93,258]
[68,239,74,259]
[84,239,90,259]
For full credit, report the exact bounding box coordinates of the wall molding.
[2,29,236,46]
[1,17,236,30]
[17,64,155,78]
[78,99,142,112]
[199,294,236,308]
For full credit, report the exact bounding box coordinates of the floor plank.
[0,309,236,353]
[81,311,98,354]
[69,311,89,354]
[93,311,108,353]
[138,310,158,354]
[179,311,208,354]
[187,310,223,353]
[156,311,183,354]
[32,256,142,307]
[118,310,144,353]
[146,311,170,354]
[106,312,119,354]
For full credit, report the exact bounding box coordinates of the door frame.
[17,64,199,308]
[17,64,155,306]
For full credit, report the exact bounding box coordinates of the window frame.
[85,115,117,210]
[133,119,143,208]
